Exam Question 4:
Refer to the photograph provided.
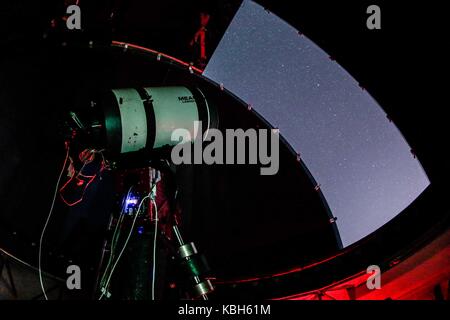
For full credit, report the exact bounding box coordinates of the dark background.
[0,0,448,299]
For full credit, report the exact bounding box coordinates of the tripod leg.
[0,255,4,274]
[5,261,18,298]
[0,255,18,298]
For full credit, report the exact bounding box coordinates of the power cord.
[39,142,70,300]
[99,193,150,300]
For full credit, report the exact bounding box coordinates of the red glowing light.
[111,41,204,74]
[60,173,97,207]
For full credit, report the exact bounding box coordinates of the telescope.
[66,86,218,160]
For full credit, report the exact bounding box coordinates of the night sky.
[204,0,430,247]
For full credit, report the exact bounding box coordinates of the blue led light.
[123,193,140,215]
[126,197,139,207]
